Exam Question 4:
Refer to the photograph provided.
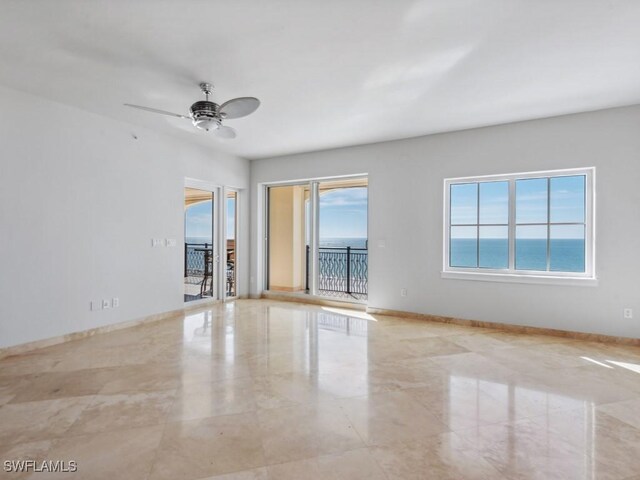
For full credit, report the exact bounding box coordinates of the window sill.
[441,271,598,287]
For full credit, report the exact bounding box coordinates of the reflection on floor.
[1,300,640,479]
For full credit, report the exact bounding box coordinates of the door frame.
[223,187,240,300]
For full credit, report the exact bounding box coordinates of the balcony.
[184,242,235,302]
[306,246,368,301]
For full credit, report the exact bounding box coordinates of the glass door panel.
[226,191,237,297]
[184,187,216,302]
[267,184,310,293]
[317,178,368,300]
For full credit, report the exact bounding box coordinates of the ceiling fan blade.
[214,125,237,139]
[124,104,190,119]
[219,97,260,119]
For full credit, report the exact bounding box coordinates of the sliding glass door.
[266,177,368,301]
[184,183,241,303]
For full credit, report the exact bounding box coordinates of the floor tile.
[66,390,176,435]
[408,382,515,431]
[9,368,119,404]
[370,432,505,480]
[458,418,615,480]
[266,448,387,480]
[97,363,182,395]
[169,378,256,421]
[528,407,640,479]
[30,424,164,480]
[0,397,91,447]
[149,412,265,480]
[597,397,640,430]
[339,390,449,446]
[199,468,269,480]
[0,440,54,480]
[447,333,512,352]
[258,402,363,464]
[252,372,334,410]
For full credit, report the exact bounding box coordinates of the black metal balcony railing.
[306,245,368,300]
[184,243,235,297]
[184,243,211,277]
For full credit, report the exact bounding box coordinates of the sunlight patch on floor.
[580,356,613,368]
[607,360,640,374]
[321,306,377,321]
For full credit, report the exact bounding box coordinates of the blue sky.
[186,188,368,242]
[185,201,213,241]
[451,176,585,239]
[185,198,236,241]
[319,187,368,239]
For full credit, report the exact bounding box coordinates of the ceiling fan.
[124,82,260,139]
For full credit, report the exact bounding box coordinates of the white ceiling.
[1,1,639,159]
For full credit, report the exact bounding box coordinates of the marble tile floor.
[0,299,639,479]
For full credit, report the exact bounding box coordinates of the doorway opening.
[317,178,368,300]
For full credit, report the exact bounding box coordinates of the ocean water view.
[186,236,213,244]
[319,237,368,249]
[186,237,369,249]
[450,238,585,272]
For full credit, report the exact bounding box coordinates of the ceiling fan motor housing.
[189,100,221,131]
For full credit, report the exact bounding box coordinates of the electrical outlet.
[151,238,162,247]
[623,308,633,319]
[165,238,177,247]
[400,288,408,297]
[90,301,101,311]
[102,299,111,309]
[112,297,120,308]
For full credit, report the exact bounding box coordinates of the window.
[443,168,595,285]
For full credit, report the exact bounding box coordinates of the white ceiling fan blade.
[214,125,237,139]
[219,97,260,119]
[124,104,190,119]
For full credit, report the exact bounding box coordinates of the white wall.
[0,85,250,349]
[251,105,640,339]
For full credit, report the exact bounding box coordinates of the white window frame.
[442,167,596,286]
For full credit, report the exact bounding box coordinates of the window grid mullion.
[509,179,516,270]
[476,183,480,268]
[448,184,452,268]
[452,223,510,227]
[515,222,585,226]
[546,177,551,271]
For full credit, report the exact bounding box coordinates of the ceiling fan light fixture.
[189,100,221,131]
[192,116,220,131]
